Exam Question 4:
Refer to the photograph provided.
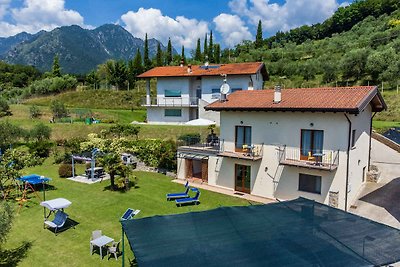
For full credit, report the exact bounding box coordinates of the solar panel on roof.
[199,65,220,69]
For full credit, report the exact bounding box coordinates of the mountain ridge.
[1,24,172,74]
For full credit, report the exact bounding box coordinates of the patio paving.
[172,178,276,204]
[67,174,110,184]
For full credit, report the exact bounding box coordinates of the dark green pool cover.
[121,198,400,267]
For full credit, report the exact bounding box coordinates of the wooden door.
[235,164,251,193]
[201,159,208,182]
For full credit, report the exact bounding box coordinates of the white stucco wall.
[146,107,190,123]
[212,108,372,210]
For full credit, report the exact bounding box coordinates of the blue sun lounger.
[175,190,201,207]
[166,186,190,200]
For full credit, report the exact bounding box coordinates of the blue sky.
[0,0,352,50]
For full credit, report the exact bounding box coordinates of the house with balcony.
[176,86,386,211]
[137,62,268,125]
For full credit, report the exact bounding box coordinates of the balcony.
[177,137,220,156]
[278,146,339,171]
[142,97,199,107]
[218,141,264,161]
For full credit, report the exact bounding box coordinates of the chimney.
[273,85,281,104]
[187,64,192,73]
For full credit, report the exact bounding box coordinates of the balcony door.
[300,129,324,161]
[235,126,252,152]
[235,164,251,193]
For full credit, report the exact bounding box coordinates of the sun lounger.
[175,190,201,206]
[166,186,190,200]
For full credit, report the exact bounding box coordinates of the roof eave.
[205,106,360,113]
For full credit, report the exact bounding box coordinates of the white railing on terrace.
[142,97,199,107]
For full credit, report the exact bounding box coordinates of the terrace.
[142,96,199,107]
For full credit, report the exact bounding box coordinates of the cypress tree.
[214,44,221,64]
[133,48,143,77]
[181,46,185,65]
[208,31,214,63]
[166,38,173,65]
[194,38,202,61]
[156,42,163,66]
[255,20,263,49]
[203,33,208,62]
[143,33,152,70]
[52,55,61,77]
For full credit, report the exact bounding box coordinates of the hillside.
[3,24,171,74]
[232,5,400,90]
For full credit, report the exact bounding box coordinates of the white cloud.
[0,0,87,37]
[229,0,342,33]
[213,13,252,47]
[0,0,11,19]
[121,8,209,49]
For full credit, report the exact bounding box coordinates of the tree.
[166,38,173,65]
[29,123,51,142]
[194,38,202,61]
[0,121,25,148]
[132,49,144,77]
[105,60,127,89]
[341,48,369,80]
[52,55,61,77]
[203,33,208,61]
[255,20,263,48]
[214,44,221,64]
[208,31,214,63]
[143,33,152,71]
[0,98,11,117]
[99,153,123,190]
[50,100,68,119]
[29,105,41,119]
[180,46,185,65]
[156,42,163,66]
[86,70,100,89]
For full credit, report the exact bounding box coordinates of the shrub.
[178,133,200,145]
[58,163,74,178]
[28,141,54,158]
[29,123,51,142]
[50,100,68,119]
[0,98,11,117]
[29,105,41,119]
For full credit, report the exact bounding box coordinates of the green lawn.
[4,159,249,267]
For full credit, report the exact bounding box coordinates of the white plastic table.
[90,235,114,259]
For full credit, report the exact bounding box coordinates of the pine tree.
[214,44,221,64]
[52,55,61,77]
[208,31,214,63]
[156,42,163,66]
[133,48,143,77]
[255,20,263,49]
[194,38,202,61]
[203,33,208,62]
[166,38,173,65]
[143,33,152,70]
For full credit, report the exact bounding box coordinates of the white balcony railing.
[142,97,199,107]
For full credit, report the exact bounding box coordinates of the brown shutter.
[185,159,193,179]
[201,159,208,182]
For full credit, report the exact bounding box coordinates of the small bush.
[58,163,74,178]
[0,98,11,117]
[178,133,200,145]
[29,105,41,119]
[27,141,54,158]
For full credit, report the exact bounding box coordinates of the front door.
[235,164,251,193]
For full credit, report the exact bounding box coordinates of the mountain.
[3,24,171,74]
[0,31,45,55]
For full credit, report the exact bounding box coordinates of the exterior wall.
[213,109,372,210]
[198,99,220,125]
[146,107,190,123]
[157,77,191,98]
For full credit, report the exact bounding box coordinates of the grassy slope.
[4,159,249,267]
[373,90,400,132]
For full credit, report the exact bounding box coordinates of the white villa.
[176,86,386,211]
[138,62,268,125]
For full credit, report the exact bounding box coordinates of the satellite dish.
[220,83,230,94]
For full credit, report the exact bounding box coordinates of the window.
[231,88,242,93]
[298,173,321,194]
[301,129,324,159]
[165,90,181,97]
[235,126,251,151]
[165,109,182,117]
[211,88,220,99]
[351,129,356,147]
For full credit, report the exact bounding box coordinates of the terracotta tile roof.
[205,86,386,114]
[137,62,268,80]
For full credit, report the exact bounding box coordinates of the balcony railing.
[218,141,264,161]
[142,97,199,107]
[278,146,339,171]
[177,137,220,154]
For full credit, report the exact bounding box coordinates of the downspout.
[344,114,352,212]
[368,112,377,171]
